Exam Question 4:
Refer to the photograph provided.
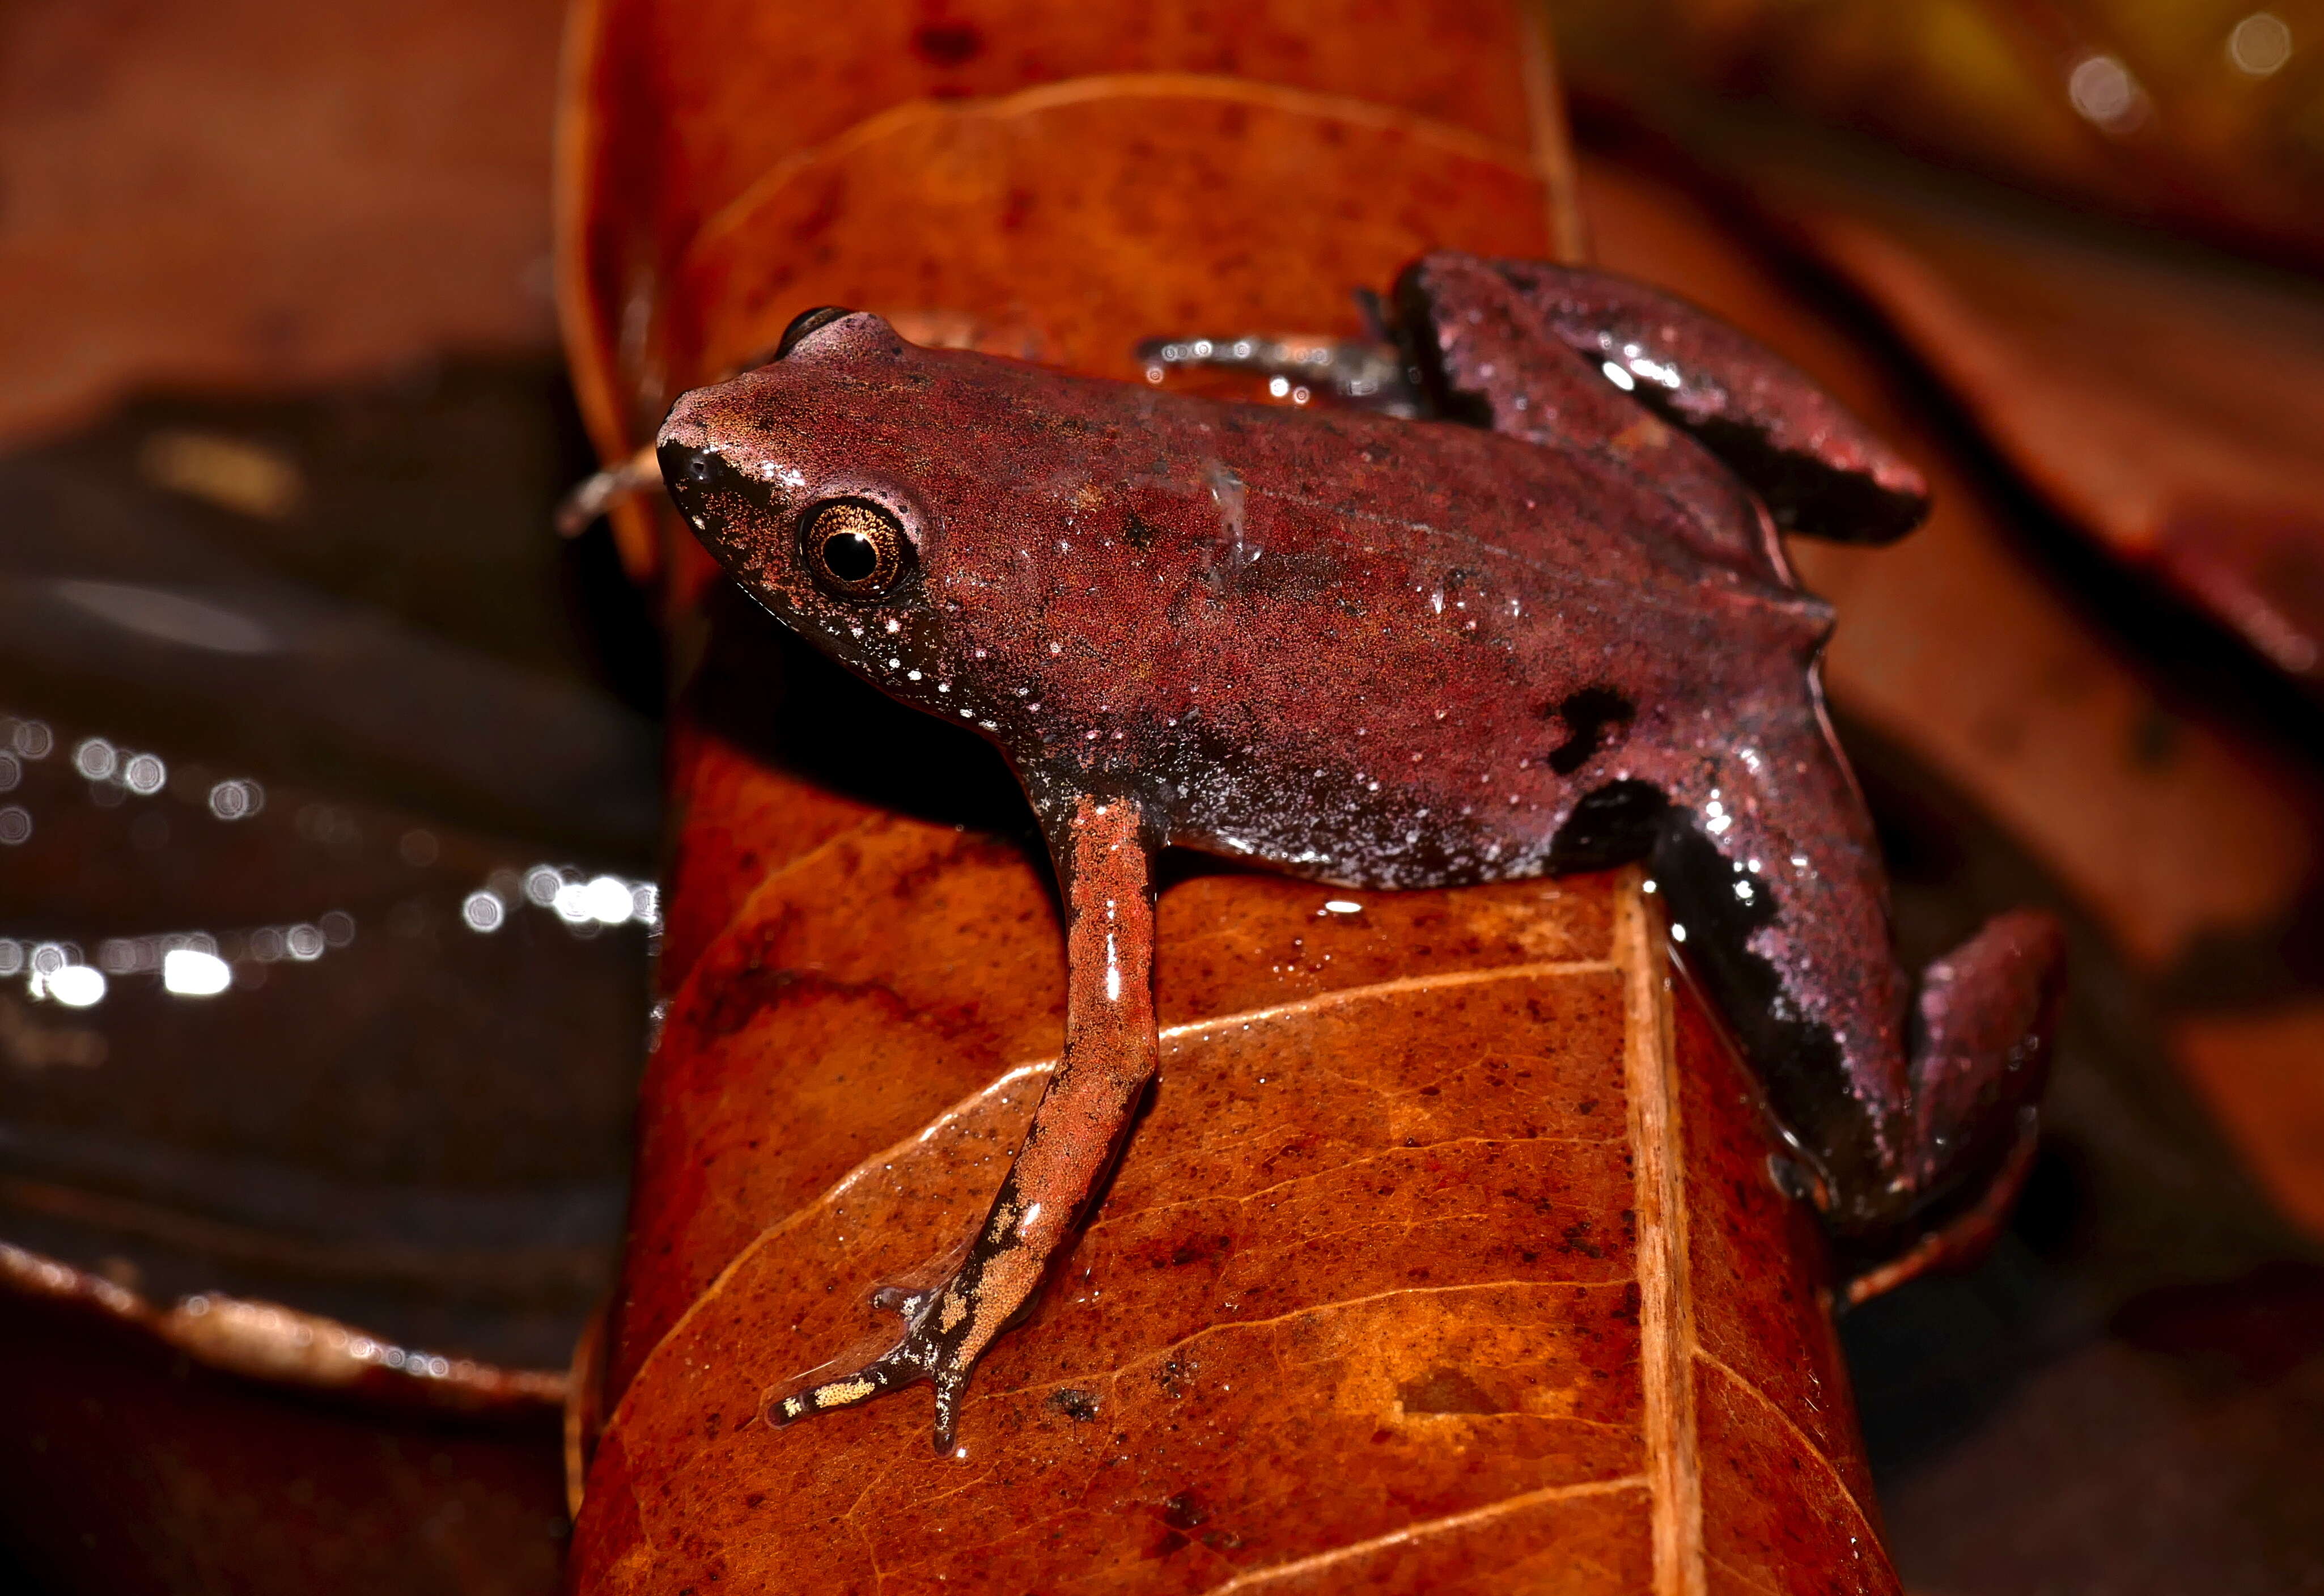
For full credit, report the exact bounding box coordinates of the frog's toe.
[1822,908,2064,1250]
[1813,909,2064,1243]
[871,1283,934,1318]
[768,1282,990,1450]
[1905,908,2066,1201]
[770,1351,919,1428]
[1842,1106,2041,1305]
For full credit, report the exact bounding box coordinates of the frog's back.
[1193,395,1808,621]
[921,370,1836,888]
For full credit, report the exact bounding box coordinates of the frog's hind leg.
[771,795,1160,1451]
[1477,256,1932,547]
[1393,251,1791,585]
[1647,685,2064,1260]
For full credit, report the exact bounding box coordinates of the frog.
[655,251,2067,1452]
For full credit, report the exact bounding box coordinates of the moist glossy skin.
[658,253,2066,1449]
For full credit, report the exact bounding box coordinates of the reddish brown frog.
[656,252,2066,1451]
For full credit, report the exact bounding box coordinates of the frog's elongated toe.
[769,1281,982,1451]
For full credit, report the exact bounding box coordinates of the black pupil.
[821,529,880,583]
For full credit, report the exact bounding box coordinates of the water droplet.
[2229,11,2293,75]
[2068,53,2148,132]
[73,738,118,781]
[47,964,105,1007]
[163,949,231,996]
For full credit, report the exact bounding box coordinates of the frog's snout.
[656,433,714,493]
[655,384,737,494]
[654,399,759,565]
[654,433,715,523]
[654,393,714,477]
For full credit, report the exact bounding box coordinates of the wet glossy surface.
[0,366,658,1370]
[0,704,647,1363]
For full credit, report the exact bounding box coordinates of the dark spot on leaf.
[1164,1234,1231,1267]
[1048,1388,1100,1422]
[910,21,983,65]
[1396,1368,1509,1415]
[1160,1491,1210,1530]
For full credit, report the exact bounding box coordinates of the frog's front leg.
[771,795,1159,1451]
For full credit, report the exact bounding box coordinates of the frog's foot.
[1827,908,2066,1244]
[1840,1106,2040,1306]
[1460,256,1933,545]
[1900,909,2066,1203]
[771,1277,1000,1452]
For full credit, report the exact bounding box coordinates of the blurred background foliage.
[1551,0,2324,268]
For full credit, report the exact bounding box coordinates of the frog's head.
[657,308,1018,724]
[658,307,1198,797]
[660,311,927,616]
[658,308,1308,813]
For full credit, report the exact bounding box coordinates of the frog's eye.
[799,498,915,599]
[776,306,854,359]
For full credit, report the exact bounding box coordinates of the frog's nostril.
[656,438,715,500]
